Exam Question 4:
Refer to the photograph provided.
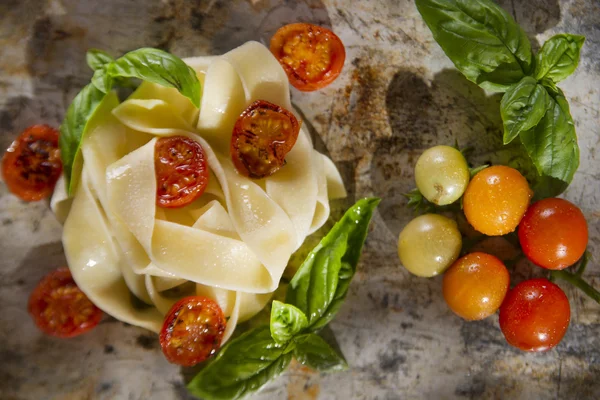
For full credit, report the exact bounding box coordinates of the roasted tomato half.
[155,136,210,208]
[231,100,300,179]
[28,267,102,338]
[270,23,346,91]
[2,125,62,201]
[159,296,227,367]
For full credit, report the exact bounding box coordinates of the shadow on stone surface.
[373,68,503,238]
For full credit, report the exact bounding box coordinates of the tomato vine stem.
[549,252,600,304]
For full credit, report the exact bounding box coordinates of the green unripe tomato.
[398,214,462,277]
[415,145,470,205]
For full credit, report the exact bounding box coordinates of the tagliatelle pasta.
[51,41,346,340]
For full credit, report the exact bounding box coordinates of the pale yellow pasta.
[53,42,345,341]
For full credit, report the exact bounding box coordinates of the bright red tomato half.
[2,125,62,201]
[28,268,102,338]
[159,296,227,367]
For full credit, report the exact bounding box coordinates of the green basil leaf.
[108,48,200,107]
[86,49,113,71]
[293,333,348,372]
[500,76,550,144]
[519,88,579,184]
[286,198,380,330]
[91,67,113,93]
[534,34,585,83]
[59,84,107,194]
[187,326,292,400]
[270,300,308,343]
[416,0,532,92]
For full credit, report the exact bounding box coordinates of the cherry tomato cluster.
[399,145,590,352]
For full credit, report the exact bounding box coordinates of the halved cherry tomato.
[231,100,300,179]
[443,252,510,321]
[270,23,345,91]
[159,296,227,367]
[518,198,588,270]
[28,267,102,338]
[155,136,209,208]
[499,278,570,352]
[2,125,62,201]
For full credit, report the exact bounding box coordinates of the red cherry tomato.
[443,252,510,321]
[519,198,588,270]
[499,278,570,352]
[230,100,300,179]
[2,125,62,201]
[159,296,227,367]
[270,23,345,91]
[28,268,102,338]
[155,136,210,208]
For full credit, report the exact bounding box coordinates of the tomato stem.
[550,252,600,304]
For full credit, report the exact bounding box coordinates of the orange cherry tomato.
[231,100,300,179]
[519,198,588,270]
[28,267,102,338]
[270,23,346,91]
[499,278,570,352]
[155,136,209,208]
[463,165,532,236]
[159,296,227,367]
[2,125,62,201]
[443,252,510,321]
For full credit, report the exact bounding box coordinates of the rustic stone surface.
[0,0,599,399]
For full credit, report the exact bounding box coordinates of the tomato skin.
[160,296,227,367]
[443,252,510,320]
[499,278,570,352]
[155,136,209,209]
[270,23,345,91]
[518,198,588,270]
[28,268,102,338]
[231,100,300,179]
[463,165,532,236]
[2,125,62,201]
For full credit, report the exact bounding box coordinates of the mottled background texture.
[1,0,599,399]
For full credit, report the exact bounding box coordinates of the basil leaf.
[293,333,348,372]
[416,0,532,92]
[59,84,107,194]
[187,326,292,400]
[86,49,113,71]
[108,48,200,107]
[534,34,585,83]
[500,76,550,144]
[519,88,579,184]
[270,300,308,343]
[91,67,113,93]
[286,198,380,330]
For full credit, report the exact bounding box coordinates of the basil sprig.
[416,0,585,197]
[59,48,201,194]
[187,198,380,400]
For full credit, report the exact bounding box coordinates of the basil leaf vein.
[416,0,532,92]
[270,300,309,343]
[293,333,348,372]
[500,76,550,144]
[534,34,585,83]
[187,326,293,400]
[286,197,381,331]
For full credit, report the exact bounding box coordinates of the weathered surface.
[0,0,599,399]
